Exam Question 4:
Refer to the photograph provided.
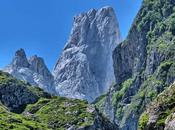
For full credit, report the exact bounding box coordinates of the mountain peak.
[3,49,55,94]
[15,48,25,56]
[29,55,44,64]
[29,55,51,77]
[64,6,120,51]
[12,48,29,68]
[53,6,121,102]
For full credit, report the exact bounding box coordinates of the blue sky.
[0,0,142,70]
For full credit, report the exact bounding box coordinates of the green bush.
[138,112,149,130]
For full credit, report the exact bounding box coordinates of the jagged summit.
[53,6,121,102]
[63,6,120,50]
[74,6,116,19]
[29,55,51,77]
[12,48,29,68]
[3,49,55,94]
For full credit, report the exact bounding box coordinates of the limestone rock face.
[53,6,121,102]
[3,49,55,94]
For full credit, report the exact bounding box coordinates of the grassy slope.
[0,71,102,130]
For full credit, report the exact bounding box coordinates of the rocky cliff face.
[3,49,55,94]
[0,71,117,130]
[139,82,175,130]
[95,0,175,130]
[53,6,121,102]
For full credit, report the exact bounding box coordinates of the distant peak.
[29,55,50,76]
[12,48,29,67]
[29,55,45,67]
[29,55,43,61]
[31,54,38,58]
[15,48,26,58]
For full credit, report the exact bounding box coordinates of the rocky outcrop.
[0,71,40,113]
[53,6,121,102]
[95,0,175,130]
[3,49,55,94]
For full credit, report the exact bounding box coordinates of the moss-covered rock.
[139,82,175,130]
[0,71,41,113]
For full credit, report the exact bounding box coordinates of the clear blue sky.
[0,0,142,70]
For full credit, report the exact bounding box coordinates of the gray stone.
[3,49,56,94]
[53,6,121,102]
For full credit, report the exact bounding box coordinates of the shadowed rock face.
[3,49,56,94]
[95,0,175,130]
[0,71,39,113]
[52,6,121,102]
